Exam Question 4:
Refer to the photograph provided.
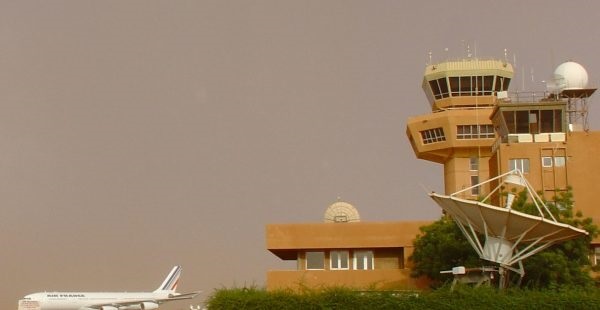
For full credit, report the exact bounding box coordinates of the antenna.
[522,66,525,91]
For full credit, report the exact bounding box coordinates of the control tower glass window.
[495,76,511,92]
[428,78,449,100]
[448,76,503,96]
[483,76,494,95]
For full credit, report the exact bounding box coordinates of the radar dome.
[324,200,360,223]
[554,61,589,90]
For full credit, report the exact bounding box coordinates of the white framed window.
[420,127,446,144]
[330,250,349,270]
[542,156,553,168]
[469,157,479,171]
[354,251,374,270]
[306,251,325,270]
[509,158,530,173]
[470,175,480,196]
[457,124,495,139]
[554,156,566,167]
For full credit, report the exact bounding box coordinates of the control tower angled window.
[428,78,449,100]
[421,127,446,144]
[495,76,511,92]
[429,80,441,99]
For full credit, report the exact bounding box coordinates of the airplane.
[18,266,200,310]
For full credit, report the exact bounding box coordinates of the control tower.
[406,58,514,196]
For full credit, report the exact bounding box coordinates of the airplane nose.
[18,299,41,310]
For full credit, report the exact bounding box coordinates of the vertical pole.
[498,266,509,289]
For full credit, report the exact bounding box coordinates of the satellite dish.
[324,200,360,223]
[429,170,587,288]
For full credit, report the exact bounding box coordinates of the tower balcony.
[406,108,496,164]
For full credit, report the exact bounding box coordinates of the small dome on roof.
[324,200,360,223]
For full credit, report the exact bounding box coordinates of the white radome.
[554,61,589,90]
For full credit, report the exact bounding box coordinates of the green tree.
[409,215,482,285]
[516,188,598,288]
[410,188,598,288]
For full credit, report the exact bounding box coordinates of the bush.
[205,286,600,309]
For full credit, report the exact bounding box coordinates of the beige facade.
[266,221,431,290]
[489,103,600,226]
[406,59,513,196]
[406,108,494,195]
[265,57,600,291]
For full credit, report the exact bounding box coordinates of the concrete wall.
[266,269,430,291]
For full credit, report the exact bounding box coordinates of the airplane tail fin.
[154,266,182,293]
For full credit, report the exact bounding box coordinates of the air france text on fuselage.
[47,294,86,298]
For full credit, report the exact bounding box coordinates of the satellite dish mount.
[430,170,588,288]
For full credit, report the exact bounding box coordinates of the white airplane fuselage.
[18,266,199,310]
[20,292,167,310]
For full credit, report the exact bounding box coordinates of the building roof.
[266,221,431,260]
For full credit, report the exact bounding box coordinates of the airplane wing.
[86,291,201,309]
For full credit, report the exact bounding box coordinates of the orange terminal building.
[266,55,600,290]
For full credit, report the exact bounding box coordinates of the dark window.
[483,76,494,95]
[540,110,554,133]
[429,80,442,100]
[503,78,511,91]
[495,76,511,92]
[460,76,471,96]
[516,111,530,133]
[471,175,480,195]
[473,76,484,95]
[438,78,449,98]
[503,111,516,133]
[449,77,460,96]
[554,110,562,132]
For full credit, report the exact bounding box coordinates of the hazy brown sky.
[2,0,600,308]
